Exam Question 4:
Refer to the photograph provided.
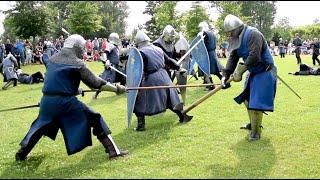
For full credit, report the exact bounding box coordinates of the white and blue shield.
[126,48,143,127]
[190,35,210,76]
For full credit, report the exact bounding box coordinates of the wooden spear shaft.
[125,83,218,90]
[182,78,233,114]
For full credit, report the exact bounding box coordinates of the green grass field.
[0,54,319,178]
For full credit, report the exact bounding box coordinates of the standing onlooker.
[278,38,285,58]
[15,39,25,66]
[284,40,288,55]
[93,37,100,51]
[311,37,320,66]
[293,33,303,64]
[5,39,14,56]
[25,45,33,64]
[85,39,93,58]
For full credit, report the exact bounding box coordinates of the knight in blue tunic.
[153,25,181,81]
[15,34,128,161]
[133,30,193,131]
[94,32,127,99]
[221,14,277,141]
[197,21,227,91]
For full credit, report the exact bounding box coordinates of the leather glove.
[104,60,111,69]
[179,65,187,74]
[78,88,84,96]
[221,70,232,89]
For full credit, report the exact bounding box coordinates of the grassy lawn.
[0,54,319,178]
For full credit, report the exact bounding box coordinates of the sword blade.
[277,75,302,99]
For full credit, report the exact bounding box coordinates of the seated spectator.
[92,50,100,61]
[33,49,43,64]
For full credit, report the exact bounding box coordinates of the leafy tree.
[65,2,105,39]
[153,1,181,40]
[44,1,73,39]
[143,1,162,40]
[241,1,277,40]
[94,1,129,39]
[182,4,210,40]
[3,1,53,47]
[272,17,292,45]
[1,16,17,43]
[210,1,249,43]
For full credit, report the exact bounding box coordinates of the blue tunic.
[107,45,120,65]
[134,44,182,116]
[20,60,110,155]
[203,31,223,75]
[99,68,116,83]
[234,26,277,112]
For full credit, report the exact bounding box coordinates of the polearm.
[182,79,233,114]
[0,103,40,113]
[276,74,302,99]
[126,83,219,90]
[80,83,219,95]
[182,73,302,114]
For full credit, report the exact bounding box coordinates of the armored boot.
[92,90,101,99]
[99,134,129,159]
[134,116,146,131]
[241,101,252,130]
[2,80,13,90]
[174,110,193,123]
[15,132,42,161]
[204,76,215,91]
[248,110,263,142]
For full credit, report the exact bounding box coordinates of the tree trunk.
[32,36,36,50]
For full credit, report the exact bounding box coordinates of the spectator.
[311,38,320,66]
[293,33,303,64]
[25,45,33,64]
[93,37,100,51]
[33,48,43,64]
[278,38,285,58]
[5,39,14,56]
[92,50,100,61]
[15,39,25,65]
[85,39,93,58]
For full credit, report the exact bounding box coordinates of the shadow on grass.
[0,155,46,178]
[208,138,276,178]
[86,93,124,106]
[0,113,180,178]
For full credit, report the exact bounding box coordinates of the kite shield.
[126,47,144,127]
[190,35,210,76]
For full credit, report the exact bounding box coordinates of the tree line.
[1,1,320,47]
